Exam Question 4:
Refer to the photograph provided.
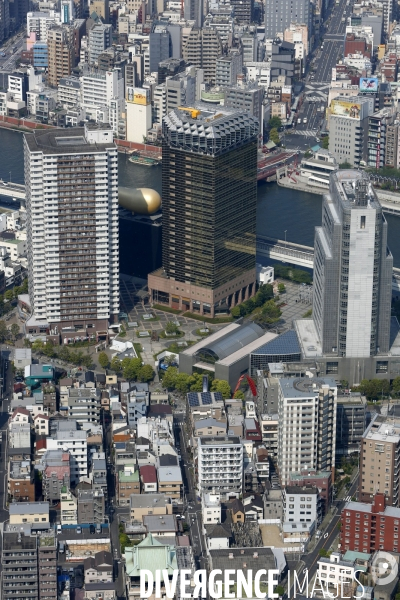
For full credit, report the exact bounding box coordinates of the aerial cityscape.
[1,0,400,596]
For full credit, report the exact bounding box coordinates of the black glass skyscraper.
[149,107,258,317]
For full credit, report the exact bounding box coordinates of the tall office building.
[148,106,258,317]
[277,377,337,486]
[0,0,10,43]
[47,26,74,87]
[23,124,119,341]
[149,26,171,74]
[182,28,222,84]
[265,0,311,39]
[312,170,393,358]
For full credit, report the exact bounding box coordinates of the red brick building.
[340,493,400,554]
[344,33,372,58]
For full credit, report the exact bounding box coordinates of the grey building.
[265,0,311,39]
[182,28,222,84]
[88,22,112,65]
[2,530,38,600]
[77,489,105,524]
[165,69,196,113]
[224,80,264,127]
[184,0,203,27]
[149,26,171,74]
[38,531,57,600]
[270,41,296,85]
[312,170,392,358]
[158,57,186,85]
[328,95,374,166]
[90,455,108,497]
[216,51,243,86]
[336,393,367,458]
[361,12,383,47]
[127,398,147,427]
[230,0,254,23]
[68,387,101,424]
[0,0,10,44]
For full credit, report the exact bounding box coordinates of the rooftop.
[199,435,241,446]
[278,377,337,399]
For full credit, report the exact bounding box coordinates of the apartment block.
[46,426,88,484]
[340,493,400,553]
[336,394,367,458]
[2,530,38,600]
[197,436,243,499]
[77,489,105,524]
[129,493,171,522]
[67,387,100,424]
[359,418,400,506]
[23,124,119,339]
[47,26,74,87]
[282,485,321,525]
[277,378,337,486]
[9,459,35,502]
[38,532,57,600]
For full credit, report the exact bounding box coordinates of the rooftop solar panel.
[253,329,301,356]
[213,392,223,402]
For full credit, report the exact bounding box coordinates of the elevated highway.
[256,235,400,291]
[0,181,25,200]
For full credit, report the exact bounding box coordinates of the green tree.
[10,323,19,341]
[269,116,282,129]
[278,283,286,294]
[21,278,28,293]
[189,372,204,392]
[123,357,142,381]
[175,372,191,393]
[211,379,231,399]
[58,345,71,362]
[110,356,122,374]
[162,366,178,389]
[165,321,179,335]
[31,339,44,354]
[276,586,285,597]
[0,320,8,343]
[230,306,242,318]
[43,340,55,358]
[98,351,110,370]
[269,128,280,145]
[164,354,177,367]
[81,355,93,369]
[321,136,329,150]
[357,378,390,400]
[392,377,400,396]
[233,390,245,400]
[4,289,13,301]
[138,364,154,382]
[339,161,353,169]
[119,533,132,553]
[254,299,282,325]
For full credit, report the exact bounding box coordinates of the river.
[2,127,400,267]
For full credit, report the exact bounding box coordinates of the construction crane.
[233,374,257,397]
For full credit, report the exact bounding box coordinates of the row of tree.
[98,353,154,383]
[0,321,19,343]
[353,378,400,400]
[231,284,274,318]
[32,339,93,369]
[273,265,312,284]
[161,366,233,398]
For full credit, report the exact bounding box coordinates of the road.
[287,475,358,596]
[174,413,208,571]
[0,30,25,74]
[286,0,351,149]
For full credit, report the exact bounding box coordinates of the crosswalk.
[295,130,318,137]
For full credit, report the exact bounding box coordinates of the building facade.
[148,106,258,317]
[23,124,119,341]
[197,435,243,499]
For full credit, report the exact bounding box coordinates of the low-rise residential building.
[118,467,140,506]
[140,465,158,493]
[157,466,183,499]
[9,501,50,529]
[9,460,35,502]
[60,486,78,525]
[77,489,105,524]
[46,423,88,484]
[84,550,114,584]
[130,493,172,522]
[283,486,321,526]
[202,493,221,524]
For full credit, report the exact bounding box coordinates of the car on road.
[76,526,82,534]
[303,118,308,124]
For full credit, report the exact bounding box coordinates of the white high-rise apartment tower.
[24,124,119,341]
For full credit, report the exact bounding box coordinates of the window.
[360,216,366,229]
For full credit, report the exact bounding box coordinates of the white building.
[126,87,152,143]
[27,11,61,41]
[317,553,358,590]
[202,493,222,524]
[57,76,81,108]
[88,22,112,65]
[23,123,119,339]
[80,68,124,122]
[47,429,88,484]
[282,485,320,525]
[245,62,271,89]
[60,487,78,524]
[277,378,337,485]
[197,436,243,499]
[9,422,31,449]
[256,264,274,285]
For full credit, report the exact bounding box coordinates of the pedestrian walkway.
[295,130,318,137]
